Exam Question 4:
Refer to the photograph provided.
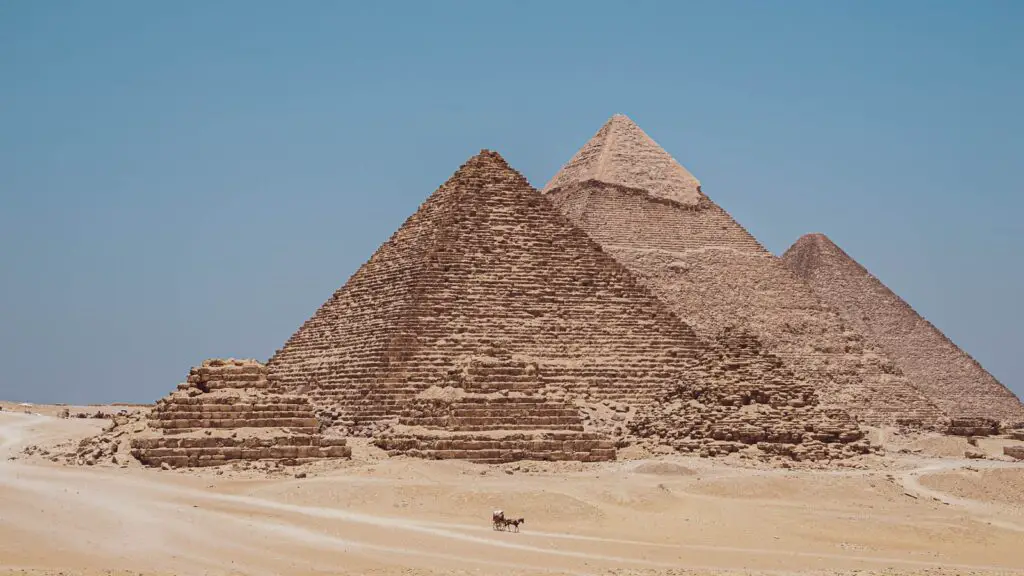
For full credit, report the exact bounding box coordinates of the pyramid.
[544,115,945,427]
[265,150,868,462]
[545,114,703,206]
[783,233,1024,426]
[128,359,351,469]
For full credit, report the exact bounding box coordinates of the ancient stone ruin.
[782,233,1024,427]
[129,359,350,468]
[544,114,945,428]
[265,150,867,463]
[629,328,870,460]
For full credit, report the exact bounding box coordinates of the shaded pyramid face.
[544,115,945,427]
[783,233,1024,425]
[266,150,867,462]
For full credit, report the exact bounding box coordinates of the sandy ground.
[1,405,1024,576]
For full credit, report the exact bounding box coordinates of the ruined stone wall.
[783,234,1024,425]
[547,181,944,427]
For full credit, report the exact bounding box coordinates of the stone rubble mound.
[544,115,946,428]
[128,359,350,468]
[72,410,146,466]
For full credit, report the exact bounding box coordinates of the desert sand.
[2,403,1023,576]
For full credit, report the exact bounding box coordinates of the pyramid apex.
[466,148,507,163]
[798,232,832,243]
[543,115,702,205]
[792,233,844,252]
[455,149,517,173]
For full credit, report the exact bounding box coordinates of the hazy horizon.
[2,0,1022,404]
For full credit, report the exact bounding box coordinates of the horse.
[504,517,525,533]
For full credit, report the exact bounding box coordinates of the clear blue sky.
[2,1,1022,404]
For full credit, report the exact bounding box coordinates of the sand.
[2,406,1024,576]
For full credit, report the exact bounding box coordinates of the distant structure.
[265,150,866,462]
[782,233,1024,426]
[544,115,944,427]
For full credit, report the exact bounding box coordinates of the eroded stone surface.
[782,233,1024,426]
[545,116,944,428]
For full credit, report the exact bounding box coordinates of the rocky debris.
[964,449,987,460]
[71,410,111,419]
[20,445,51,459]
[1009,429,1024,441]
[1003,446,1024,460]
[65,410,146,466]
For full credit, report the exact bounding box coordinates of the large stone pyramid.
[544,115,944,427]
[783,233,1024,426]
[266,150,867,462]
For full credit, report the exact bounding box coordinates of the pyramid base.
[130,430,351,468]
[373,430,616,463]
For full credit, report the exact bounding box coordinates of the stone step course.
[130,358,351,468]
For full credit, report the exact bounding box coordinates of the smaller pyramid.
[128,359,351,469]
[782,233,1024,426]
[544,114,704,205]
[544,115,945,427]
